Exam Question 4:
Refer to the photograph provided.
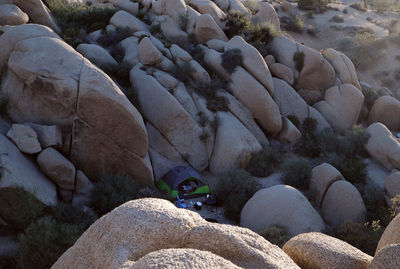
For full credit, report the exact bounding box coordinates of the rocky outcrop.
[368,244,400,269]
[376,214,400,254]
[368,96,400,132]
[240,185,326,236]
[6,123,41,154]
[0,4,28,26]
[0,24,152,185]
[310,163,343,207]
[385,172,400,204]
[51,198,300,269]
[283,232,372,269]
[195,14,228,44]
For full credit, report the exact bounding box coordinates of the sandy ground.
[282,1,400,95]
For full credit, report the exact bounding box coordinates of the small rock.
[27,123,62,149]
[6,123,41,154]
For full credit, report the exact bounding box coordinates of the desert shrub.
[170,62,195,84]
[350,2,367,11]
[16,216,87,269]
[0,257,17,269]
[0,95,8,114]
[150,23,161,35]
[334,220,384,255]
[45,0,117,47]
[90,174,169,216]
[307,25,318,36]
[390,194,400,218]
[357,183,389,222]
[189,78,230,112]
[281,157,312,189]
[298,0,328,10]
[221,49,243,74]
[258,226,290,248]
[287,115,301,128]
[99,61,132,88]
[283,15,304,32]
[0,29,3,35]
[224,11,252,38]
[97,27,131,48]
[293,51,305,72]
[215,169,261,222]
[245,144,285,177]
[243,0,259,14]
[326,155,367,185]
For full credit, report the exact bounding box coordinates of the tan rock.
[0,4,28,25]
[298,89,323,105]
[270,62,294,85]
[283,232,372,269]
[229,67,282,135]
[109,10,149,33]
[225,36,274,94]
[253,2,280,31]
[228,0,251,15]
[310,163,343,207]
[6,123,41,154]
[138,37,163,65]
[314,84,364,133]
[385,172,400,204]
[51,198,300,269]
[14,0,60,32]
[195,14,228,44]
[76,43,118,66]
[368,96,400,132]
[376,214,400,254]
[241,185,326,236]
[322,48,361,90]
[191,0,226,28]
[365,123,400,170]
[264,55,275,66]
[321,180,366,228]
[26,123,62,149]
[368,244,400,269]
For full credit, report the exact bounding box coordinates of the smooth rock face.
[225,36,274,94]
[368,244,400,269]
[322,48,361,90]
[376,214,400,254]
[271,35,335,92]
[270,63,294,85]
[210,112,262,175]
[37,148,75,191]
[310,163,343,207]
[321,180,366,228]
[52,198,300,269]
[6,123,41,154]
[0,4,28,25]
[1,25,151,185]
[385,172,400,202]
[240,185,326,236]
[253,2,280,30]
[314,83,364,133]
[26,123,62,148]
[369,96,400,132]
[229,67,282,135]
[0,134,57,223]
[365,123,400,170]
[138,37,163,65]
[195,14,228,44]
[131,248,241,269]
[109,10,149,33]
[283,232,372,269]
[76,43,118,66]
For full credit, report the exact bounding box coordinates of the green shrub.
[97,27,131,48]
[150,24,162,35]
[90,174,169,216]
[329,155,367,185]
[215,169,261,222]
[243,0,259,14]
[221,49,243,74]
[287,115,300,128]
[293,51,305,72]
[357,183,389,223]
[189,78,230,112]
[258,226,290,248]
[224,11,252,38]
[99,61,132,88]
[334,220,383,256]
[245,144,284,177]
[298,0,328,10]
[281,157,312,189]
[283,15,304,33]
[170,62,195,84]
[16,216,87,269]
[206,96,230,112]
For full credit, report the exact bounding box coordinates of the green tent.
[157,166,211,198]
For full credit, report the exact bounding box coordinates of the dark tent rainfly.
[157,166,211,198]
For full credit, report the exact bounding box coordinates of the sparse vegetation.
[293,51,305,72]
[282,15,304,32]
[215,169,261,222]
[221,49,243,74]
[281,157,312,189]
[245,144,285,177]
[258,226,290,248]
[298,0,328,10]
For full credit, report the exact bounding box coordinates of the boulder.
[1,25,152,185]
[106,0,138,15]
[279,117,301,144]
[138,37,163,65]
[109,10,149,33]
[0,134,57,223]
[0,4,28,25]
[131,248,241,269]
[120,36,139,66]
[240,185,326,236]
[365,123,400,170]
[252,2,280,31]
[228,0,251,15]
[368,244,400,269]
[37,148,75,191]
[26,123,62,148]
[271,35,335,92]
[321,180,366,228]
[225,36,274,94]
[265,55,275,66]
[157,15,188,46]
[195,14,228,44]
[298,89,323,105]
[368,96,400,132]
[51,198,300,269]
[376,213,400,254]
[76,43,118,66]
[322,48,361,90]
[385,172,400,204]
[314,83,364,133]
[6,123,41,154]
[310,163,343,207]
[210,112,262,175]
[203,49,230,81]
[191,0,226,28]
[130,66,208,171]
[74,170,93,195]
[214,0,229,11]
[273,78,331,132]
[270,63,294,85]
[153,0,187,25]
[229,67,282,135]
[283,232,372,269]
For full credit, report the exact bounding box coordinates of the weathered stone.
[6,123,41,154]
[76,43,118,66]
[195,14,228,44]
[310,163,343,207]
[369,96,400,132]
[279,117,301,144]
[26,123,62,148]
[376,213,400,254]
[0,4,28,25]
[368,244,400,269]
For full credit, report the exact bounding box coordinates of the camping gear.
[194,202,202,210]
[174,196,187,209]
[157,166,211,198]
[204,194,217,206]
